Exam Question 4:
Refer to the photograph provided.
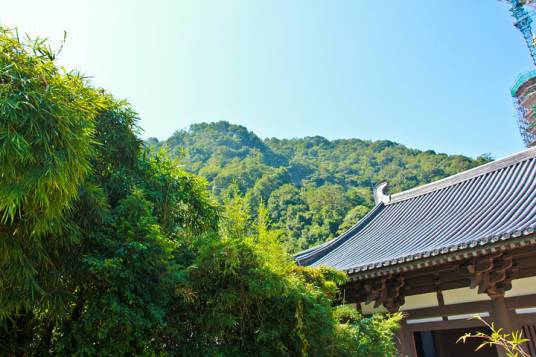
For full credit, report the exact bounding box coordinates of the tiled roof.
[295,147,536,273]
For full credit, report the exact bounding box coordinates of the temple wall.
[442,287,490,305]
[506,276,536,297]
[400,292,438,310]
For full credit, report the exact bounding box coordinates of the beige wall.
[361,301,388,315]
[400,292,438,311]
[505,276,536,297]
[442,287,490,305]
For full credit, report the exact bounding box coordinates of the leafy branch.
[457,315,530,357]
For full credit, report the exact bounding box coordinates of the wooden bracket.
[466,252,516,297]
[357,274,406,312]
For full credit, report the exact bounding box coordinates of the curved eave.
[294,203,384,266]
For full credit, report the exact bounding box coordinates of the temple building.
[296,147,536,357]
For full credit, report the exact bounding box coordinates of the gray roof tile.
[295,147,536,272]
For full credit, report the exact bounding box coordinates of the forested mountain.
[148,121,491,252]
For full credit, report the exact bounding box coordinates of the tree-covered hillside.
[148,121,491,252]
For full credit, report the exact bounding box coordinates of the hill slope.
[148,121,490,252]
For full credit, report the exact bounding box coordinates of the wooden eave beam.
[343,243,536,308]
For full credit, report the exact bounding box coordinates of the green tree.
[338,205,370,234]
[0,27,106,321]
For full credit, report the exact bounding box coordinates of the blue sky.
[1,1,533,158]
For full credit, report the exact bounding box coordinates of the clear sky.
[1,1,533,158]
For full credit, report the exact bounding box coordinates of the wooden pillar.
[489,293,515,357]
[355,301,362,313]
[396,320,417,357]
[490,294,514,332]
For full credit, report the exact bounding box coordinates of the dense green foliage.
[0,29,106,319]
[0,28,401,356]
[148,121,491,251]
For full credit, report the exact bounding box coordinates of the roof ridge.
[388,146,536,204]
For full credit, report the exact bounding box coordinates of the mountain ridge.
[147,121,491,251]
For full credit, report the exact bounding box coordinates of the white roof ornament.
[374,182,390,205]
